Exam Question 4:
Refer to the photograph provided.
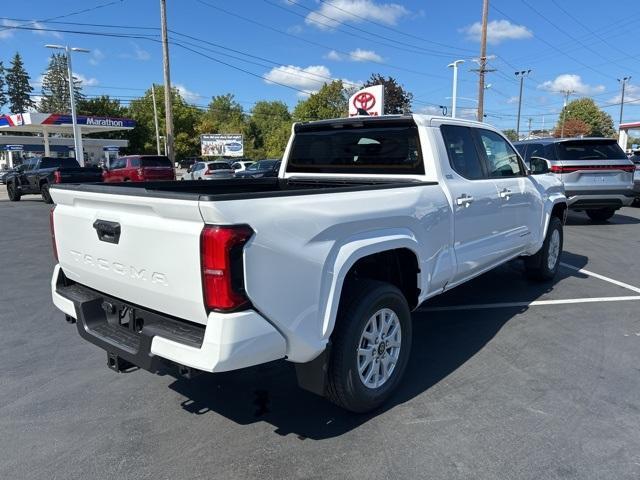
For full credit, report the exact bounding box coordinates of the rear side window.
[130,158,140,167]
[441,125,485,180]
[288,121,424,175]
[556,140,627,160]
[140,156,172,167]
[208,162,231,170]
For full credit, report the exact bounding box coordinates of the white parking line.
[559,262,640,294]
[420,296,640,312]
[419,263,640,312]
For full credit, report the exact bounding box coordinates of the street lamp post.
[45,44,90,166]
[448,60,465,118]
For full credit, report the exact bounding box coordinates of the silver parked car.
[514,138,636,221]
[181,161,234,180]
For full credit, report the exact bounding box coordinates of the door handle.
[499,188,512,199]
[456,194,474,207]
[93,220,121,244]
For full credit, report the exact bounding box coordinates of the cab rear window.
[288,120,424,175]
[556,140,626,160]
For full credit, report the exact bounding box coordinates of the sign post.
[349,85,384,117]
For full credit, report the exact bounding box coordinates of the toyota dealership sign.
[349,85,384,117]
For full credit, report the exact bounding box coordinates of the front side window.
[288,121,424,175]
[476,129,525,178]
[441,125,485,180]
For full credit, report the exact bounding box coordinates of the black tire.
[524,216,563,281]
[7,181,20,202]
[41,183,53,204]
[326,279,412,413]
[586,208,616,222]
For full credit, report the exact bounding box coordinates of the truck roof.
[295,113,489,129]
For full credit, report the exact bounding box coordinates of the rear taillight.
[204,168,212,175]
[200,225,253,312]
[53,171,62,183]
[50,206,58,262]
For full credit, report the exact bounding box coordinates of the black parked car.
[234,159,281,179]
[630,150,640,205]
[5,157,103,204]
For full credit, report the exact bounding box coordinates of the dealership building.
[0,113,136,169]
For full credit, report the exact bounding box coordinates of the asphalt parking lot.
[1,192,640,480]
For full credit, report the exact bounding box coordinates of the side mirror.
[530,157,551,175]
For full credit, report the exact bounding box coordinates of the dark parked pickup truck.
[6,157,103,204]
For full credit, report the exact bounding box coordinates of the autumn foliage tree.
[554,118,590,138]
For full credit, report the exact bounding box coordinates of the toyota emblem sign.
[349,85,384,117]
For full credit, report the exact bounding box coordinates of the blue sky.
[1,0,639,132]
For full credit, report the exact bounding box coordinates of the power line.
[275,0,472,59]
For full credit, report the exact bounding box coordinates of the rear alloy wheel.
[41,183,53,204]
[524,216,563,281]
[7,182,20,201]
[326,279,412,413]
[586,208,616,222]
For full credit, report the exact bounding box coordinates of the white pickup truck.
[50,115,567,412]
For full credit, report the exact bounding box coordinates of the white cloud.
[325,50,343,61]
[264,64,333,95]
[287,24,303,34]
[0,19,18,39]
[89,49,105,66]
[305,0,409,30]
[32,21,62,38]
[506,96,519,105]
[418,105,444,116]
[462,19,532,45]
[73,73,99,87]
[608,83,640,104]
[538,74,605,95]
[175,83,200,102]
[349,48,382,62]
[324,48,382,62]
[119,42,150,61]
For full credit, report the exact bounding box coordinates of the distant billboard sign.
[201,134,244,157]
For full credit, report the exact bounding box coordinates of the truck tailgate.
[52,188,208,324]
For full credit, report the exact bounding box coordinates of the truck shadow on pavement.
[166,251,589,440]
[566,211,640,225]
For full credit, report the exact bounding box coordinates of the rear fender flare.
[318,228,421,342]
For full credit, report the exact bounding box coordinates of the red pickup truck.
[103,155,175,182]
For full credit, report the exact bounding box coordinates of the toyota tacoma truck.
[50,115,567,413]
[6,156,103,204]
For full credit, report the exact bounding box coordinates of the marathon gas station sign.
[0,113,136,129]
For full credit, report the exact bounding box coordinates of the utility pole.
[159,0,175,162]
[515,69,531,139]
[476,0,490,122]
[45,44,90,166]
[560,89,574,138]
[527,117,532,139]
[448,60,465,118]
[617,76,631,129]
[151,84,161,156]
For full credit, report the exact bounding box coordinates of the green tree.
[247,100,291,158]
[502,129,518,142]
[39,53,84,113]
[5,53,35,113]
[556,98,614,137]
[0,61,6,110]
[197,94,245,135]
[553,118,591,138]
[127,85,202,159]
[363,73,413,114]
[292,80,348,121]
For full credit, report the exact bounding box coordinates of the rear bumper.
[565,189,636,209]
[51,264,286,373]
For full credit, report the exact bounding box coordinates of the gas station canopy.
[0,112,136,135]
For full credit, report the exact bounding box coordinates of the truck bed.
[52,177,436,201]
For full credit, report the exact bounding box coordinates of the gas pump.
[103,146,120,170]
